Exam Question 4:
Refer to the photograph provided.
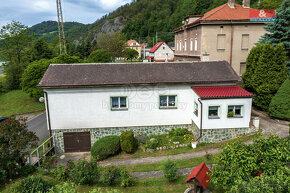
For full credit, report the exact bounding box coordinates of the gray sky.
[0,0,132,28]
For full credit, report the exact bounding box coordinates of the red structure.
[185,162,211,192]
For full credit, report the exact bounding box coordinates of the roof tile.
[192,86,253,98]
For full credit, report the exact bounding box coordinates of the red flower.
[68,166,70,169]
[166,136,169,139]
[52,166,54,168]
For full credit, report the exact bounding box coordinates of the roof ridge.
[202,3,228,21]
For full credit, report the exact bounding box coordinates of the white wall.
[154,43,174,61]
[201,98,252,129]
[45,85,195,130]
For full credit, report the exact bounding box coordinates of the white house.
[39,61,254,153]
[148,42,175,62]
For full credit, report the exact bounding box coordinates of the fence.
[29,135,55,166]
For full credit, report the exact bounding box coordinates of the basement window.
[111,96,128,110]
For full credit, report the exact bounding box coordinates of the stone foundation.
[52,124,255,153]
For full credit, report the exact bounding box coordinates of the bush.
[99,166,121,186]
[70,160,98,185]
[91,135,121,160]
[48,182,77,193]
[169,128,189,137]
[120,131,137,153]
[162,160,178,182]
[90,189,122,193]
[269,79,290,120]
[120,169,135,187]
[51,163,72,181]
[144,138,159,150]
[17,164,36,177]
[0,168,7,184]
[40,156,56,172]
[135,133,148,144]
[88,49,112,63]
[17,175,53,193]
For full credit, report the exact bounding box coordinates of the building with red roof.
[174,0,274,75]
[148,42,174,62]
[127,40,148,59]
[185,162,211,190]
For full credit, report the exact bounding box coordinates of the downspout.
[230,21,234,66]
[44,91,52,137]
[196,98,203,141]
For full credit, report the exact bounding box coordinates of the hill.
[30,21,87,42]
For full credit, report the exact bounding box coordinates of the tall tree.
[30,38,54,62]
[0,21,34,90]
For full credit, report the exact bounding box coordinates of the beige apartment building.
[174,0,268,75]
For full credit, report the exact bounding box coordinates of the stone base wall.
[199,127,255,143]
[52,124,255,153]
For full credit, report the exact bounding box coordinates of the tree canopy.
[87,49,112,63]
[124,48,139,61]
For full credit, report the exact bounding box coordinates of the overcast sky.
[0,0,132,28]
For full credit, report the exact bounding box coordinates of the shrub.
[40,156,56,172]
[70,160,99,185]
[135,133,148,144]
[169,128,189,137]
[120,131,137,153]
[17,164,36,177]
[51,163,72,181]
[90,189,122,193]
[91,135,121,160]
[269,79,290,120]
[99,166,121,186]
[48,182,77,193]
[17,175,53,193]
[88,49,111,63]
[0,168,7,184]
[144,138,159,150]
[120,169,135,187]
[162,160,178,182]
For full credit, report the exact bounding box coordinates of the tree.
[242,43,287,111]
[87,49,111,63]
[0,116,38,179]
[30,38,54,61]
[21,54,82,99]
[210,135,289,191]
[124,48,139,61]
[269,79,290,120]
[259,0,290,71]
[96,32,126,60]
[0,21,34,90]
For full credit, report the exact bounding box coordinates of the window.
[194,38,198,51]
[194,102,198,116]
[208,106,220,119]
[241,34,249,50]
[190,39,193,51]
[179,41,182,51]
[176,41,179,51]
[160,95,177,109]
[111,97,128,110]
[228,105,243,118]
[217,34,226,50]
[240,62,246,75]
[184,39,187,51]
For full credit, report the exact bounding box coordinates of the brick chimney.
[228,0,235,8]
[242,0,250,8]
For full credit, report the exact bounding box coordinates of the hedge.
[120,131,137,153]
[91,135,121,160]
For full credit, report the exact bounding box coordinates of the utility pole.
[156,32,158,44]
[56,0,67,54]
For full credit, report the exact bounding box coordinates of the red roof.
[149,42,164,53]
[185,162,211,189]
[192,86,253,98]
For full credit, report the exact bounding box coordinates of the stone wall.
[52,124,255,153]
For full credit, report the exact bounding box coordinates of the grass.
[0,90,45,117]
[116,155,216,173]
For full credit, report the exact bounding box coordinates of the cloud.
[0,0,132,28]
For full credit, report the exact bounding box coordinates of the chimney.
[242,0,250,8]
[228,0,235,8]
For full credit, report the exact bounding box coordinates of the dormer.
[183,15,202,25]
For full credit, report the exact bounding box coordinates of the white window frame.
[194,38,198,51]
[208,106,220,119]
[227,105,243,118]
[190,39,193,51]
[159,95,177,109]
[179,41,182,51]
[184,39,187,51]
[194,102,198,116]
[176,41,179,51]
[111,96,128,110]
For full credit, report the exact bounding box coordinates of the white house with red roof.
[148,42,174,62]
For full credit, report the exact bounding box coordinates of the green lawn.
[0,90,45,117]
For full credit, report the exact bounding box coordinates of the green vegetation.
[0,90,44,116]
[242,43,287,111]
[269,79,290,120]
[88,49,112,63]
[210,135,289,191]
[124,48,139,61]
[70,160,99,185]
[162,160,178,182]
[120,131,138,153]
[91,136,121,160]
[16,175,53,193]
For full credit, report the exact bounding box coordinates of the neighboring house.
[148,42,175,62]
[39,61,254,153]
[174,0,268,75]
[127,40,147,58]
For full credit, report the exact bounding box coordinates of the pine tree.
[269,79,290,120]
[251,43,287,111]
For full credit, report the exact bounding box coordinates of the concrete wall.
[45,84,195,130]
[154,43,174,61]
